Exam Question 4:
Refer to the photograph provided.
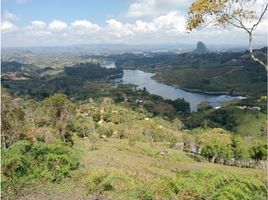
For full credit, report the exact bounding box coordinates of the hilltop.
[193,41,208,54]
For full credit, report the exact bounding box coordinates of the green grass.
[1,141,80,199]
[81,138,267,199]
[4,137,267,200]
[224,107,267,137]
[2,100,267,200]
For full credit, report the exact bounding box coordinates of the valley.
[2,0,268,199]
[1,44,267,200]
[116,44,267,97]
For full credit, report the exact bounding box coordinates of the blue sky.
[1,0,267,47]
[2,0,129,26]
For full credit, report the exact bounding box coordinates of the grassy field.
[15,137,267,200]
[2,94,267,200]
[229,108,267,137]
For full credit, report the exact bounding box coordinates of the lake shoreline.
[151,75,247,97]
[119,67,247,97]
[113,69,245,111]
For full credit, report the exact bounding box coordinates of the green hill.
[1,91,267,200]
[116,47,267,96]
[13,137,266,200]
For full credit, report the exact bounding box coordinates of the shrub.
[197,101,213,112]
[97,126,113,138]
[71,116,95,138]
[1,141,32,178]
[198,128,233,163]
[88,171,114,194]
[118,130,126,139]
[250,140,268,163]
[45,154,75,182]
[132,185,153,200]
[147,169,267,200]
[174,169,267,200]
[1,140,79,196]
[169,136,179,148]
[92,113,101,122]
[150,178,183,199]
[87,170,138,195]
[103,113,111,122]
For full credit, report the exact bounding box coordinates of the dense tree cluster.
[64,62,123,80]
[165,98,190,114]
[198,128,267,167]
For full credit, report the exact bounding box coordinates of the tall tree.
[198,128,233,163]
[72,115,95,138]
[42,93,74,143]
[231,135,250,166]
[250,140,267,165]
[1,88,25,148]
[187,0,268,71]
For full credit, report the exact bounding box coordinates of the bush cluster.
[1,140,79,197]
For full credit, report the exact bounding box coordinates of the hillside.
[116,47,267,96]
[1,49,267,200]
[14,138,267,200]
[1,61,123,100]
[184,105,267,138]
[1,90,267,200]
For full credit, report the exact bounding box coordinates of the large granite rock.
[193,41,208,54]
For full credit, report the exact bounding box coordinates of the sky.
[1,0,267,47]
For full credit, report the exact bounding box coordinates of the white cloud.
[48,20,67,31]
[1,21,16,32]
[104,11,186,39]
[1,10,267,47]
[26,21,51,37]
[31,20,47,28]
[106,19,134,38]
[126,0,191,18]
[71,20,101,33]
[255,18,268,34]
[152,11,186,33]
[3,10,18,21]
[132,20,156,33]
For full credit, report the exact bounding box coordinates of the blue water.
[115,69,245,111]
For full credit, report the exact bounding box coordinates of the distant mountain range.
[2,43,266,55]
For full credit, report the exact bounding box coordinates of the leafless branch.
[251,3,268,31]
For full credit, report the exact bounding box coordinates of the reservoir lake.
[115,69,245,111]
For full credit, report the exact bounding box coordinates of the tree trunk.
[248,33,268,72]
[211,155,217,163]
[2,136,7,149]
